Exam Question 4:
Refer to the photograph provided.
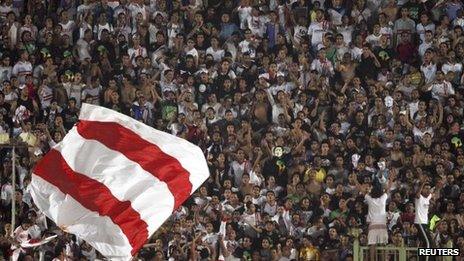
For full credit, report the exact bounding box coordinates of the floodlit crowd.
[1,0,464,260]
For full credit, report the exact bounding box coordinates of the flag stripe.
[57,128,175,235]
[78,104,209,196]
[30,175,133,259]
[33,150,148,255]
[76,120,192,209]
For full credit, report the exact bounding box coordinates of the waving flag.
[21,235,58,248]
[30,104,209,260]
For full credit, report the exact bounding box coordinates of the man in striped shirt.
[12,50,32,84]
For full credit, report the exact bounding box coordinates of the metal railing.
[351,229,454,261]
[357,246,419,261]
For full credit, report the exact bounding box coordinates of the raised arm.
[434,101,443,130]
[416,181,425,199]
[265,88,276,106]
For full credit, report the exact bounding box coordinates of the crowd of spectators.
[0,0,464,260]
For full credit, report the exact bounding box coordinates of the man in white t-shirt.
[308,9,329,49]
[430,71,455,103]
[11,219,33,260]
[415,181,435,249]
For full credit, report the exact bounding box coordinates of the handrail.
[351,228,454,261]
[359,246,419,251]
[356,245,454,261]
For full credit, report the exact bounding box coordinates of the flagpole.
[11,144,16,236]
[0,140,28,237]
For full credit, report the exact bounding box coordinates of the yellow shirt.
[299,246,321,260]
[19,132,37,147]
[409,72,422,86]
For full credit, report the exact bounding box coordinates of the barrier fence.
[351,229,455,261]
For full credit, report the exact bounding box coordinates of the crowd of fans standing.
[0,0,464,260]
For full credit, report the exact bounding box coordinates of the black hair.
[54,244,65,257]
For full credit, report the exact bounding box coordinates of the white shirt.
[441,62,462,75]
[59,20,75,41]
[416,23,435,43]
[420,63,437,84]
[310,58,334,76]
[350,46,363,61]
[82,86,102,105]
[13,225,30,244]
[415,194,432,224]
[201,102,222,115]
[28,224,41,240]
[38,85,53,109]
[238,39,256,58]
[186,48,199,59]
[127,46,147,65]
[128,3,146,22]
[365,193,388,225]
[12,60,32,84]
[418,42,432,58]
[293,25,308,46]
[237,6,252,29]
[247,15,266,37]
[1,183,12,206]
[76,38,91,61]
[408,101,419,119]
[337,25,354,44]
[93,22,114,40]
[269,82,295,95]
[454,17,464,28]
[380,26,393,43]
[65,83,84,108]
[206,47,225,62]
[365,34,382,48]
[431,81,454,102]
[328,8,343,25]
[308,21,329,47]
[413,126,433,141]
[242,212,260,227]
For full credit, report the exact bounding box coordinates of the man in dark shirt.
[0,91,11,125]
[233,236,253,260]
[61,98,79,130]
[374,36,395,68]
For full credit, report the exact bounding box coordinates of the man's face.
[243,237,252,247]
[422,185,431,197]
[356,112,364,122]
[425,32,433,41]
[401,8,408,17]
[436,72,444,81]
[111,92,119,102]
[225,112,233,121]
[380,36,388,46]
[221,14,229,23]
